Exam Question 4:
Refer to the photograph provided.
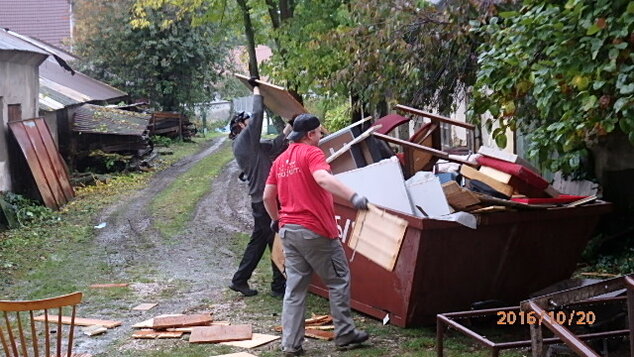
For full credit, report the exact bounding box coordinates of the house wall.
[0,51,44,191]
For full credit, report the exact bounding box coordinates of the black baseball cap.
[287,114,321,141]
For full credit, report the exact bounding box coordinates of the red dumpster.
[309,200,612,327]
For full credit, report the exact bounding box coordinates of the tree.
[74,0,231,111]
[469,0,634,176]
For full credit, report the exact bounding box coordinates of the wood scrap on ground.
[152,313,213,329]
[166,321,230,333]
[189,324,252,344]
[83,325,107,336]
[219,333,280,348]
[89,283,129,288]
[211,352,258,357]
[305,328,335,340]
[132,329,184,339]
[132,303,158,311]
[33,315,121,328]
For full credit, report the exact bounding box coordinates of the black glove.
[350,193,369,210]
[270,219,279,233]
[248,76,259,87]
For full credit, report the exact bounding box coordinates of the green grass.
[150,142,234,237]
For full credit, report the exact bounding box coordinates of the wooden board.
[319,129,361,174]
[166,322,230,332]
[305,329,335,340]
[220,333,280,348]
[132,303,158,311]
[33,315,121,329]
[153,313,213,329]
[441,181,481,211]
[132,329,184,339]
[189,324,252,344]
[305,315,332,326]
[133,314,181,328]
[479,166,513,184]
[235,73,307,120]
[460,164,514,197]
[89,283,129,288]
[272,233,285,278]
[8,118,74,209]
[83,325,107,336]
[347,204,408,271]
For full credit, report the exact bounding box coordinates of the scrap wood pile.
[149,112,197,140]
[318,107,600,222]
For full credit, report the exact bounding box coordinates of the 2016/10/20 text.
[496,310,596,326]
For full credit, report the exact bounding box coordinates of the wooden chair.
[0,291,83,357]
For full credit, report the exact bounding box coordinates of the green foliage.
[152,135,175,148]
[470,0,634,176]
[75,0,231,111]
[1,192,60,227]
[305,95,351,132]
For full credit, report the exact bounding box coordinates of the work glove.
[248,76,259,87]
[350,193,369,210]
[270,219,279,233]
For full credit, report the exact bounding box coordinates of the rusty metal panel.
[73,104,150,136]
[8,118,74,210]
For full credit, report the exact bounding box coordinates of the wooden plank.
[219,333,280,348]
[8,121,58,209]
[235,73,307,120]
[33,315,121,328]
[132,303,157,311]
[189,325,252,344]
[153,313,213,329]
[441,181,481,211]
[372,132,477,167]
[305,315,332,326]
[460,164,514,197]
[132,329,184,339]
[34,119,74,201]
[305,329,335,340]
[166,322,230,332]
[272,233,285,278]
[82,325,107,336]
[395,104,476,130]
[89,283,129,288]
[347,204,408,271]
[479,166,513,184]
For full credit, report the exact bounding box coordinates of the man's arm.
[312,169,356,201]
[263,184,279,221]
[247,84,264,151]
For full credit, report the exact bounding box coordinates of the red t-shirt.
[266,143,338,238]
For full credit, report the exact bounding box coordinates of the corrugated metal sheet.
[8,118,74,210]
[0,28,49,55]
[73,104,151,136]
[0,0,72,48]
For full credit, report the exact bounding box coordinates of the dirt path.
[77,137,255,355]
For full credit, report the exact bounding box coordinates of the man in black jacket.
[228,78,290,297]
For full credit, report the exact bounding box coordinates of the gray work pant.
[280,224,356,352]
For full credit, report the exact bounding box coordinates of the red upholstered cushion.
[372,114,410,135]
[476,156,549,190]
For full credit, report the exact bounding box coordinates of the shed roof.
[0,27,49,58]
[73,104,151,136]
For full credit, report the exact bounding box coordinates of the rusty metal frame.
[437,293,631,357]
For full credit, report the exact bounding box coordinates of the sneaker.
[282,346,304,356]
[270,289,285,299]
[229,283,258,297]
[335,329,369,347]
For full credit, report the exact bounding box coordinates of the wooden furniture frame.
[0,292,83,357]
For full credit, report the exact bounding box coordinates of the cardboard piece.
[460,165,514,197]
[33,315,121,329]
[220,333,280,348]
[272,233,285,278]
[235,73,306,120]
[405,172,451,217]
[348,204,408,271]
[132,303,158,311]
[441,181,481,211]
[189,324,252,344]
[335,157,415,215]
[153,314,213,329]
[132,329,184,339]
[305,329,335,340]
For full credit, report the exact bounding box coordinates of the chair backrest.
[0,292,83,357]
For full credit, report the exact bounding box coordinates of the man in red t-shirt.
[263,114,370,356]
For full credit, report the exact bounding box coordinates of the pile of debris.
[149,112,197,140]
